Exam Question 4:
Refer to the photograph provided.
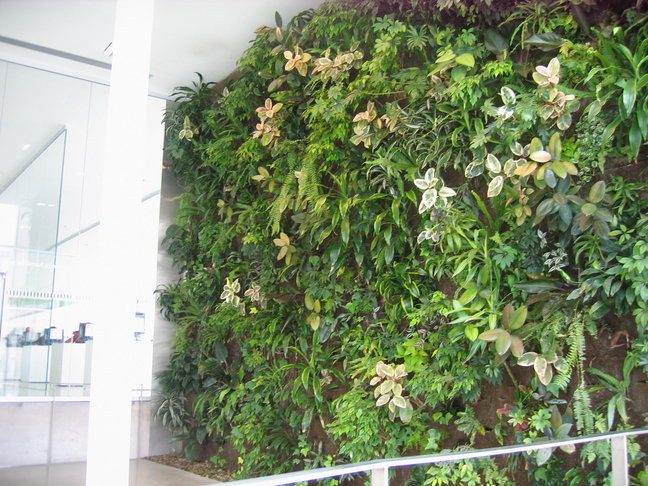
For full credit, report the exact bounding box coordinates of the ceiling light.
[21,144,30,151]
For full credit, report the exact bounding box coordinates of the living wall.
[158,1,648,484]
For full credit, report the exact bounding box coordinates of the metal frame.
[218,428,648,486]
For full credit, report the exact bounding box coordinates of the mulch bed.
[146,454,234,482]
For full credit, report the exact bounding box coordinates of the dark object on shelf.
[79,322,93,342]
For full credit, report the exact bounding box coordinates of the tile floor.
[0,459,219,486]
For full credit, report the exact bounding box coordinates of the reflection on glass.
[0,129,67,393]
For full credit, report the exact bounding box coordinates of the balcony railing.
[218,428,648,486]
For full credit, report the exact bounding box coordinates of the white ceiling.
[0,0,324,193]
[0,0,324,96]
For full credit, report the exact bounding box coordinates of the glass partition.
[0,61,164,403]
[0,129,67,396]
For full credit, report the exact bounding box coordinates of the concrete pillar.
[86,1,154,485]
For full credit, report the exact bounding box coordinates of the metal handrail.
[218,428,648,486]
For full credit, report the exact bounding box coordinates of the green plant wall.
[159,1,648,483]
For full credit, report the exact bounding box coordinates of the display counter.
[49,342,93,385]
[20,345,49,382]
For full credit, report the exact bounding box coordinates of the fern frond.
[297,155,320,201]
[269,180,295,233]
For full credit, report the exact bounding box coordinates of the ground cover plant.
[158,1,648,484]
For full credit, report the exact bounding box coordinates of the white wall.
[0,400,152,466]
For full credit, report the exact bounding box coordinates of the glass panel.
[0,129,66,396]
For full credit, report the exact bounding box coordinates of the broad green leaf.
[436,51,456,63]
[514,162,537,177]
[394,364,407,378]
[529,137,543,153]
[378,362,395,377]
[340,218,350,245]
[534,356,548,379]
[551,160,567,179]
[544,169,557,188]
[487,176,504,197]
[560,444,576,454]
[385,244,395,265]
[438,186,457,198]
[510,141,524,156]
[267,77,285,92]
[588,98,606,118]
[495,332,512,355]
[329,242,341,265]
[623,78,637,115]
[514,280,562,293]
[479,329,506,342]
[510,336,524,357]
[548,132,562,159]
[301,368,311,390]
[502,304,514,327]
[557,113,572,131]
[525,32,564,51]
[484,29,508,53]
[301,409,312,432]
[540,365,553,386]
[388,400,396,414]
[629,120,642,158]
[455,53,475,67]
[548,57,560,75]
[536,198,555,218]
[376,394,390,407]
[459,285,479,305]
[399,403,413,423]
[392,396,407,409]
[607,399,616,429]
[563,161,578,175]
[485,154,501,173]
[307,313,320,331]
[554,356,568,373]
[391,200,400,226]
[638,106,648,137]
[588,181,606,203]
[392,383,403,397]
[517,352,538,366]
[536,447,553,466]
[616,395,628,423]
[465,161,484,178]
[500,86,516,105]
[509,306,527,330]
[465,324,478,341]
[380,379,395,394]
[581,203,597,216]
[451,65,467,82]
[530,150,552,162]
[305,294,314,311]
[595,208,613,223]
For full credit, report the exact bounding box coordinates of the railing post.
[371,467,389,486]
[611,436,629,486]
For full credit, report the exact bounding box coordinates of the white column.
[86,1,154,485]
